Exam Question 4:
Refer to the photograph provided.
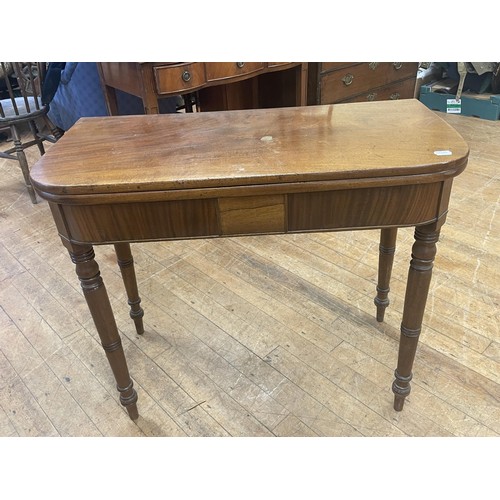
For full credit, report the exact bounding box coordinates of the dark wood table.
[97,62,308,114]
[30,100,469,421]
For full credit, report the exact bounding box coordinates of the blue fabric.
[48,62,177,131]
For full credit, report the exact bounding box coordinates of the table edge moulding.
[30,99,469,421]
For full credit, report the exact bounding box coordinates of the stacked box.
[419,82,500,120]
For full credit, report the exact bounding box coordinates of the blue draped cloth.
[47,62,177,131]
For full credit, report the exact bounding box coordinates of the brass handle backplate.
[236,62,245,68]
[390,92,400,100]
[342,73,354,86]
[369,62,379,70]
[393,62,403,70]
[367,93,377,101]
[182,70,191,82]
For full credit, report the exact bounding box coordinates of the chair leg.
[29,120,46,155]
[42,115,64,141]
[10,124,37,204]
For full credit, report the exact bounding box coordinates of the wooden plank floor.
[0,110,499,437]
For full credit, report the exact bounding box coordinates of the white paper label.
[447,99,462,114]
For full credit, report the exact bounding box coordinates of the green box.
[419,83,500,120]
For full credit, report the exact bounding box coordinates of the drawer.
[320,62,418,103]
[320,62,358,72]
[218,195,285,235]
[153,63,206,94]
[205,62,264,81]
[339,78,417,103]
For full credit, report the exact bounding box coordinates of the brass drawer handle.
[367,93,377,101]
[393,62,403,70]
[181,70,191,82]
[236,62,245,69]
[341,73,354,86]
[368,62,379,70]
[390,92,400,100]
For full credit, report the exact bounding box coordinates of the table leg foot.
[66,242,140,419]
[392,370,412,411]
[374,227,397,322]
[392,223,440,411]
[114,243,144,335]
[126,404,139,421]
[117,381,139,420]
[393,395,405,412]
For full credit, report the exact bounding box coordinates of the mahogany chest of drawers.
[308,62,419,105]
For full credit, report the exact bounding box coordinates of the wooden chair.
[0,62,63,203]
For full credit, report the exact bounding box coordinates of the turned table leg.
[114,243,144,335]
[392,223,440,411]
[65,241,139,420]
[374,227,398,322]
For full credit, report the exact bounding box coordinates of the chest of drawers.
[308,62,419,104]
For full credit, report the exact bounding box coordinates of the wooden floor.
[0,110,499,437]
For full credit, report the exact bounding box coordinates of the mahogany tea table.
[30,99,469,421]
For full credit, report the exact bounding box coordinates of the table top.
[31,99,469,200]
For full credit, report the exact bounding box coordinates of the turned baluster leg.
[43,115,64,141]
[393,223,440,411]
[65,241,139,420]
[374,227,398,322]
[114,243,144,335]
[10,124,37,204]
[28,120,45,156]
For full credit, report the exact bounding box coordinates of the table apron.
[50,180,452,245]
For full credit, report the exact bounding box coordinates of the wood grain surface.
[30,100,468,197]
